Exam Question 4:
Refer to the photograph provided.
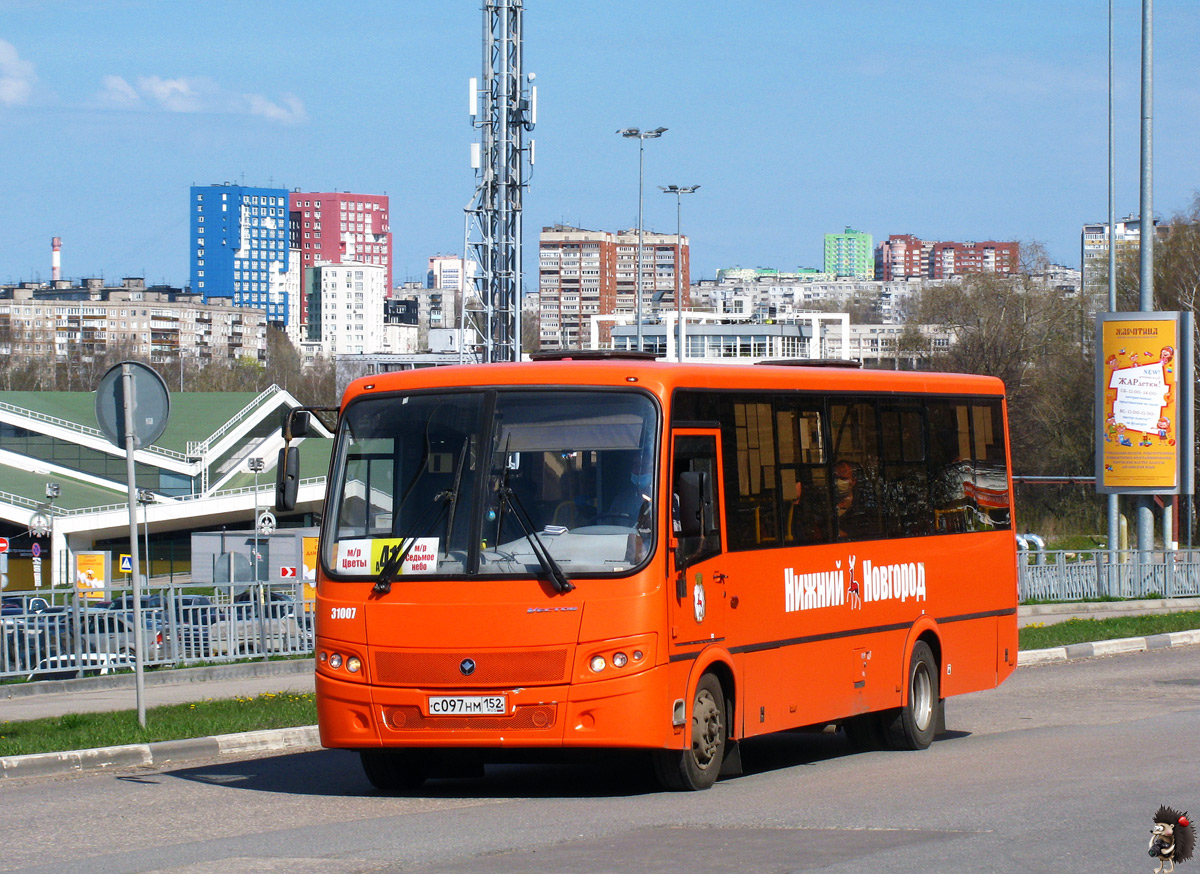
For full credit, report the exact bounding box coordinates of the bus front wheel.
[654,673,726,791]
[882,641,938,750]
[359,749,429,793]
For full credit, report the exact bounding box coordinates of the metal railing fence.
[1018,548,1200,602]
[1,580,313,682]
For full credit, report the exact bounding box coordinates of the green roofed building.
[0,385,331,589]
[823,227,874,279]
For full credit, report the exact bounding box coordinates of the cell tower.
[463,0,536,363]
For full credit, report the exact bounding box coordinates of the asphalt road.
[2,645,1198,874]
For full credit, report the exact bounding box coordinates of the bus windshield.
[324,388,658,580]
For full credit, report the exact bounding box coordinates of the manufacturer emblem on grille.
[460,658,476,676]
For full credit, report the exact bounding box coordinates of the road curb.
[1018,628,1200,665]
[0,725,320,781]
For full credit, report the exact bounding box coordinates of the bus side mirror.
[276,445,300,511]
[677,471,708,539]
[285,410,311,440]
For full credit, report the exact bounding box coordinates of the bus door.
[668,431,727,663]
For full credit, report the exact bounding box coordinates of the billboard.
[1095,312,1194,494]
[75,551,110,599]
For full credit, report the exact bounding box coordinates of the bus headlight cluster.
[587,647,646,674]
[320,650,363,675]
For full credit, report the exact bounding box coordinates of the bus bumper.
[316,664,672,750]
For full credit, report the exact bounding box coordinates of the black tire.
[843,712,888,751]
[359,749,430,792]
[654,673,726,791]
[881,641,939,750]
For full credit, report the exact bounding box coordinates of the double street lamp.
[618,127,667,351]
[659,184,699,361]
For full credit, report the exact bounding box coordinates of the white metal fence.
[1,581,313,682]
[1018,549,1200,602]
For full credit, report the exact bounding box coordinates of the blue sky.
[1,1,1198,287]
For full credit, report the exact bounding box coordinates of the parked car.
[80,611,166,662]
[176,600,304,658]
[1,595,50,615]
[27,652,127,681]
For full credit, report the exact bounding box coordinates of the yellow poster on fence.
[302,536,318,610]
[1097,315,1180,491]
[75,551,109,599]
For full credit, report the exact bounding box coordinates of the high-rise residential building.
[305,262,387,357]
[930,240,1019,278]
[876,234,1019,280]
[427,254,477,291]
[190,183,292,327]
[1080,214,1165,299]
[823,227,874,279]
[876,234,932,281]
[289,191,391,330]
[537,225,689,350]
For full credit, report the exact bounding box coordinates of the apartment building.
[0,278,267,365]
[190,184,292,327]
[289,191,392,329]
[877,234,1019,280]
[823,227,874,279]
[538,225,689,349]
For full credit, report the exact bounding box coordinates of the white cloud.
[243,93,307,125]
[0,39,36,106]
[93,72,306,124]
[98,75,140,105]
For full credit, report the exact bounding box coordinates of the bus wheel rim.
[912,663,933,731]
[692,688,722,767]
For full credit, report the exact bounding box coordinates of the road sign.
[257,511,277,536]
[29,512,51,537]
[0,537,8,553]
[120,554,133,573]
[280,566,297,579]
[95,361,171,450]
[30,542,41,558]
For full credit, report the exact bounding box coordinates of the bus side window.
[829,400,883,541]
[880,407,932,537]
[673,435,721,570]
[777,404,831,544]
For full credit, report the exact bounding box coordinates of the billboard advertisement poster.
[75,551,110,599]
[302,536,319,610]
[1095,312,1194,494]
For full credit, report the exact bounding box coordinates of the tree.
[910,270,1093,476]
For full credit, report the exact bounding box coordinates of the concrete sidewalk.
[2,600,1198,782]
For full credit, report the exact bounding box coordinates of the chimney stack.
[51,237,62,281]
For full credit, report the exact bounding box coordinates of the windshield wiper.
[373,439,469,595]
[497,447,573,595]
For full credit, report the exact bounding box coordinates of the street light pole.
[618,127,667,351]
[249,458,264,587]
[659,184,699,361]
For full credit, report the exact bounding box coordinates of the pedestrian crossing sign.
[119,554,133,573]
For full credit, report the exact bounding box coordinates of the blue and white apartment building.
[190,184,295,329]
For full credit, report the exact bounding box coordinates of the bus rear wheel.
[882,641,938,750]
[359,749,430,792]
[654,673,726,791]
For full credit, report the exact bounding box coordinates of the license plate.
[427,695,508,716]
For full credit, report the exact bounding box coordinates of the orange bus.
[277,353,1018,791]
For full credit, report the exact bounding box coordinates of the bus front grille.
[373,648,569,686]
[382,704,558,731]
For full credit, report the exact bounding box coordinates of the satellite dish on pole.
[95,361,170,449]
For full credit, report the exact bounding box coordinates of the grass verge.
[0,691,316,758]
[1019,610,1200,650]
